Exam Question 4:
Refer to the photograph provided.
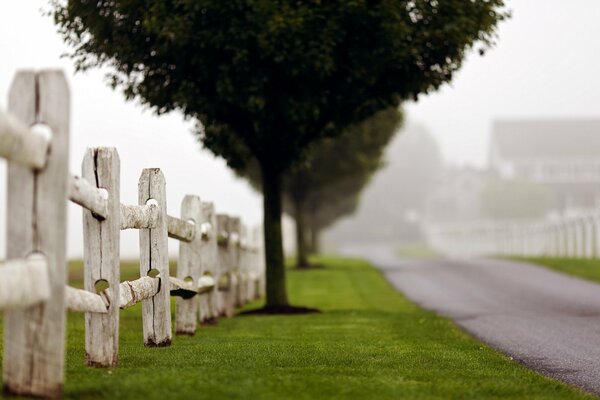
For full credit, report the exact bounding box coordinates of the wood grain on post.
[139,168,172,346]
[175,195,202,335]
[3,70,69,398]
[82,147,120,367]
[200,202,219,322]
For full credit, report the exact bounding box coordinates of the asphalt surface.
[343,245,600,396]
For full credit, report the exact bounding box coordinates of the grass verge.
[511,257,600,284]
[0,257,593,399]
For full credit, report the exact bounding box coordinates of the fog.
[325,0,600,249]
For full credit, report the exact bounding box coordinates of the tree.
[305,178,364,255]
[242,107,403,268]
[52,1,508,311]
[290,107,402,266]
[324,124,443,245]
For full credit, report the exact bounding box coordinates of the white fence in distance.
[425,212,600,259]
[0,69,265,398]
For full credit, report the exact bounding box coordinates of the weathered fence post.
[200,202,219,323]
[229,217,243,307]
[255,225,266,299]
[240,224,250,305]
[248,225,262,300]
[176,195,202,335]
[139,168,171,346]
[217,214,234,317]
[82,147,120,367]
[3,70,69,398]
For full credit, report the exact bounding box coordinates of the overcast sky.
[1,0,599,258]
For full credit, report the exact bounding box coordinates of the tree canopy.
[52,0,508,310]
[53,0,507,172]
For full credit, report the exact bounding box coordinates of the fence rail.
[0,69,265,398]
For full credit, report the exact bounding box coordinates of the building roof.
[491,119,600,161]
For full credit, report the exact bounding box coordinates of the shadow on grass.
[294,262,327,270]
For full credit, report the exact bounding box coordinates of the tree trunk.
[310,223,321,255]
[261,165,289,308]
[293,195,309,269]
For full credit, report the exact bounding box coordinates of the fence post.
[229,217,243,307]
[139,168,171,346]
[82,147,120,366]
[200,202,219,323]
[217,214,234,317]
[249,225,262,300]
[176,195,202,335]
[3,70,69,398]
[240,224,249,305]
[255,225,266,299]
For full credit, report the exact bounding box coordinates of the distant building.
[489,119,600,211]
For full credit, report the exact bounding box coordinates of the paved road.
[343,245,600,395]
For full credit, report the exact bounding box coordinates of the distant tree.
[480,177,554,220]
[242,107,402,268]
[305,178,365,255]
[323,125,443,245]
[52,1,508,311]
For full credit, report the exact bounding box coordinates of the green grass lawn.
[0,257,593,399]
[512,257,600,284]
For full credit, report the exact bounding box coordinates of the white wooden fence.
[0,69,265,398]
[425,211,600,259]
